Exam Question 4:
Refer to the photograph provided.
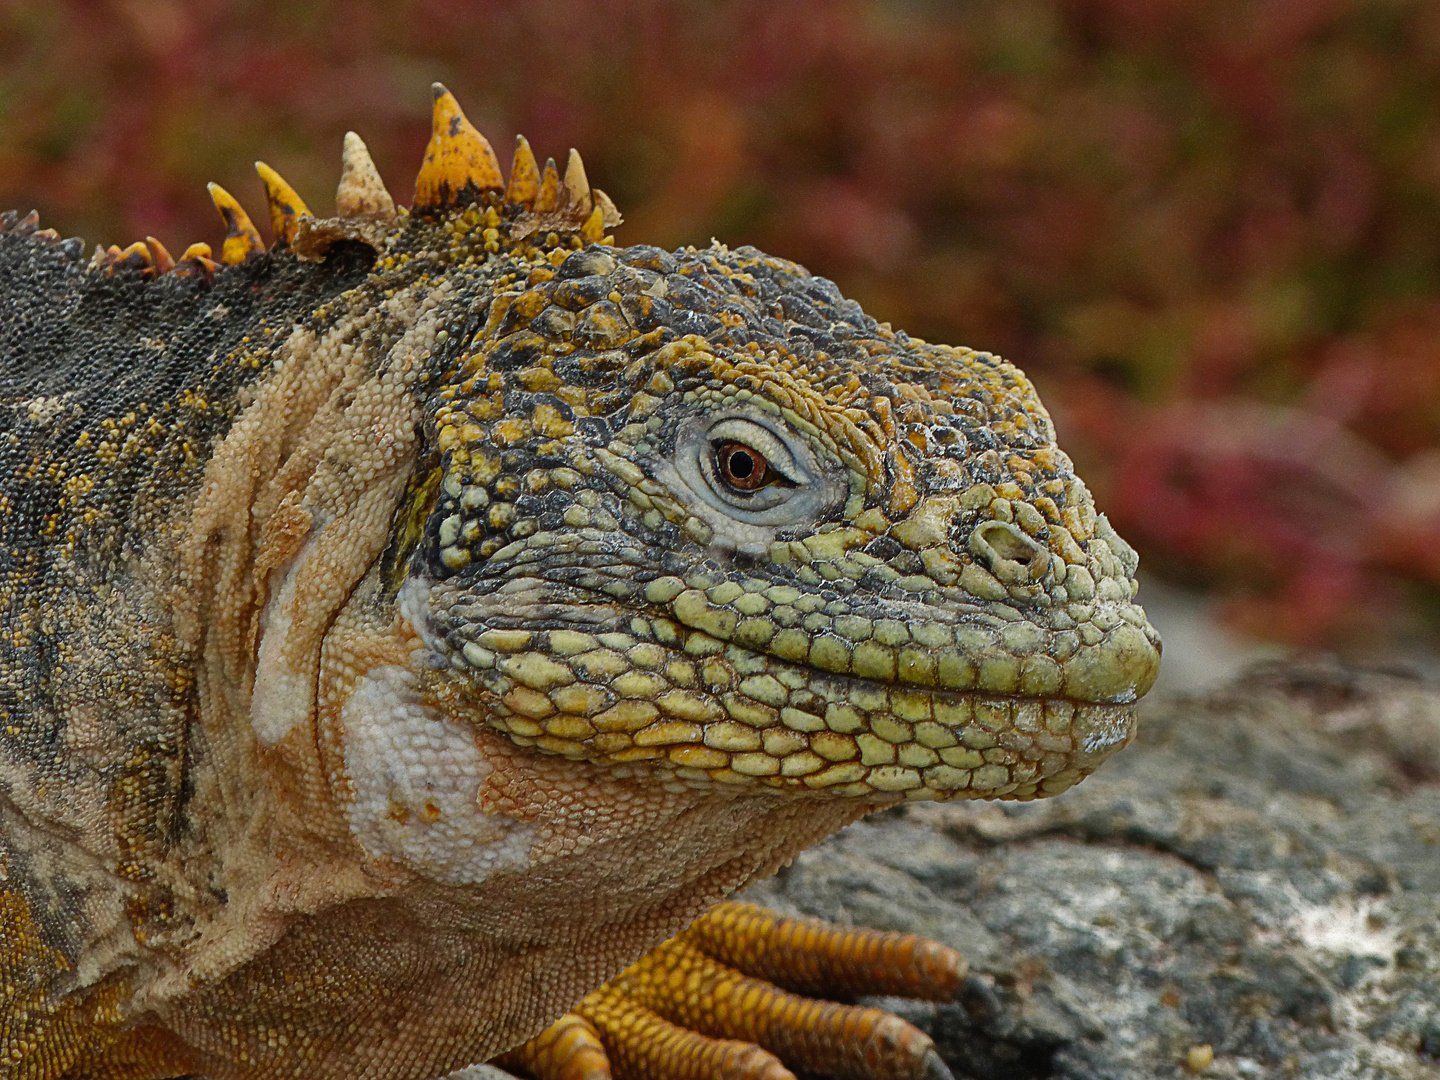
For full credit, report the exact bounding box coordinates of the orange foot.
[497,902,965,1080]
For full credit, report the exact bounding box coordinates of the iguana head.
[361,87,1164,804]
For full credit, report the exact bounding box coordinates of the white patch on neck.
[340,664,534,884]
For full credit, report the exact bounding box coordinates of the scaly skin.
[0,88,1159,1080]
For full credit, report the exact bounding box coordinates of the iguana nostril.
[982,525,1036,564]
[968,520,1049,582]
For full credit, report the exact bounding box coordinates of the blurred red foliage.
[4,0,1440,650]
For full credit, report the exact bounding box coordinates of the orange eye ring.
[715,441,771,492]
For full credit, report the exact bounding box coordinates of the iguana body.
[0,88,1160,1080]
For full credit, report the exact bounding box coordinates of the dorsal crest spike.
[562,148,593,214]
[101,241,154,277]
[592,189,623,229]
[535,158,560,212]
[174,242,217,281]
[206,183,264,265]
[579,205,606,244]
[145,236,175,275]
[120,240,152,263]
[254,162,310,247]
[414,83,504,209]
[337,132,397,222]
[506,135,541,208]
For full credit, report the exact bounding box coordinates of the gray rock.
[743,659,1440,1080]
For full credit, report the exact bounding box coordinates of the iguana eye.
[665,410,847,534]
[694,417,802,513]
[715,441,774,492]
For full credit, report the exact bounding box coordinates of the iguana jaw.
[414,574,1147,804]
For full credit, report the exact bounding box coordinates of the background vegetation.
[5,0,1440,653]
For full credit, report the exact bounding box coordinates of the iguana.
[0,85,1161,1080]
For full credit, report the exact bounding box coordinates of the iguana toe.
[501,902,960,1080]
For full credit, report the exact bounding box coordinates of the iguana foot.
[498,902,963,1080]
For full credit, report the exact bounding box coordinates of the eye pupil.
[716,441,770,491]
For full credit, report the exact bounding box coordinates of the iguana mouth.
[662,583,1160,706]
[425,543,1158,801]
[446,617,1143,803]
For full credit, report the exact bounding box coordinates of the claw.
[917,1048,953,1080]
[956,973,1000,1021]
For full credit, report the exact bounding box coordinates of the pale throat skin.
[0,133,1160,1078]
